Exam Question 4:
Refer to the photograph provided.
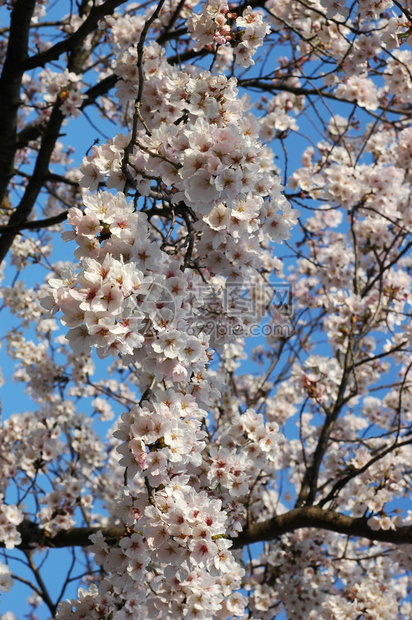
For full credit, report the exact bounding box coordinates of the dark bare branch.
[0,210,68,233]
[0,103,65,264]
[232,506,412,549]
[12,506,412,555]
[0,0,37,207]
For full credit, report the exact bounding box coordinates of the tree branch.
[16,75,119,151]
[15,521,124,550]
[0,0,37,207]
[231,506,412,549]
[238,78,412,118]
[0,103,65,264]
[11,506,412,555]
[24,0,128,70]
[0,210,68,233]
[318,437,412,508]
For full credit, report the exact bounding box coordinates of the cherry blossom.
[1,0,412,617]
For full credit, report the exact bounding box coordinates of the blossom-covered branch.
[1,0,412,617]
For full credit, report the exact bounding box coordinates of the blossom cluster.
[0,562,14,594]
[81,45,298,279]
[0,501,23,550]
[41,163,287,617]
[42,69,86,118]
[188,1,270,68]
